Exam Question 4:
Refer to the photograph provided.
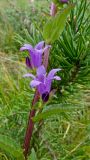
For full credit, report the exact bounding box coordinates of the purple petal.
[37,65,46,77]
[53,76,61,80]
[23,73,35,79]
[37,83,46,94]
[20,44,33,52]
[30,49,43,67]
[45,79,52,93]
[47,69,61,80]
[26,57,32,68]
[35,41,45,50]
[35,49,43,55]
[38,79,52,94]
[30,80,41,88]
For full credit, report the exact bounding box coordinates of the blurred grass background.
[0,0,90,159]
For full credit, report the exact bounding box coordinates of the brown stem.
[23,90,40,159]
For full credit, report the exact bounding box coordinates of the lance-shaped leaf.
[33,108,69,122]
[43,4,74,44]
[33,105,84,122]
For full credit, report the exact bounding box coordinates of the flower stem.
[23,90,40,159]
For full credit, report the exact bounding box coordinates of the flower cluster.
[20,41,61,102]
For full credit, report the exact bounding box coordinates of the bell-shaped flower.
[20,41,51,69]
[24,65,61,102]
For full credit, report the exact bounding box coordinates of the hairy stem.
[23,90,40,159]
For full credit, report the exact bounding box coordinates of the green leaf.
[33,108,71,122]
[28,148,37,160]
[33,104,85,122]
[0,134,24,160]
[43,4,74,44]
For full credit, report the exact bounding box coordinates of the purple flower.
[20,41,51,69]
[60,0,69,4]
[24,65,61,102]
[26,57,32,68]
[50,2,57,16]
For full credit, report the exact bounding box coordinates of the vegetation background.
[0,0,90,159]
